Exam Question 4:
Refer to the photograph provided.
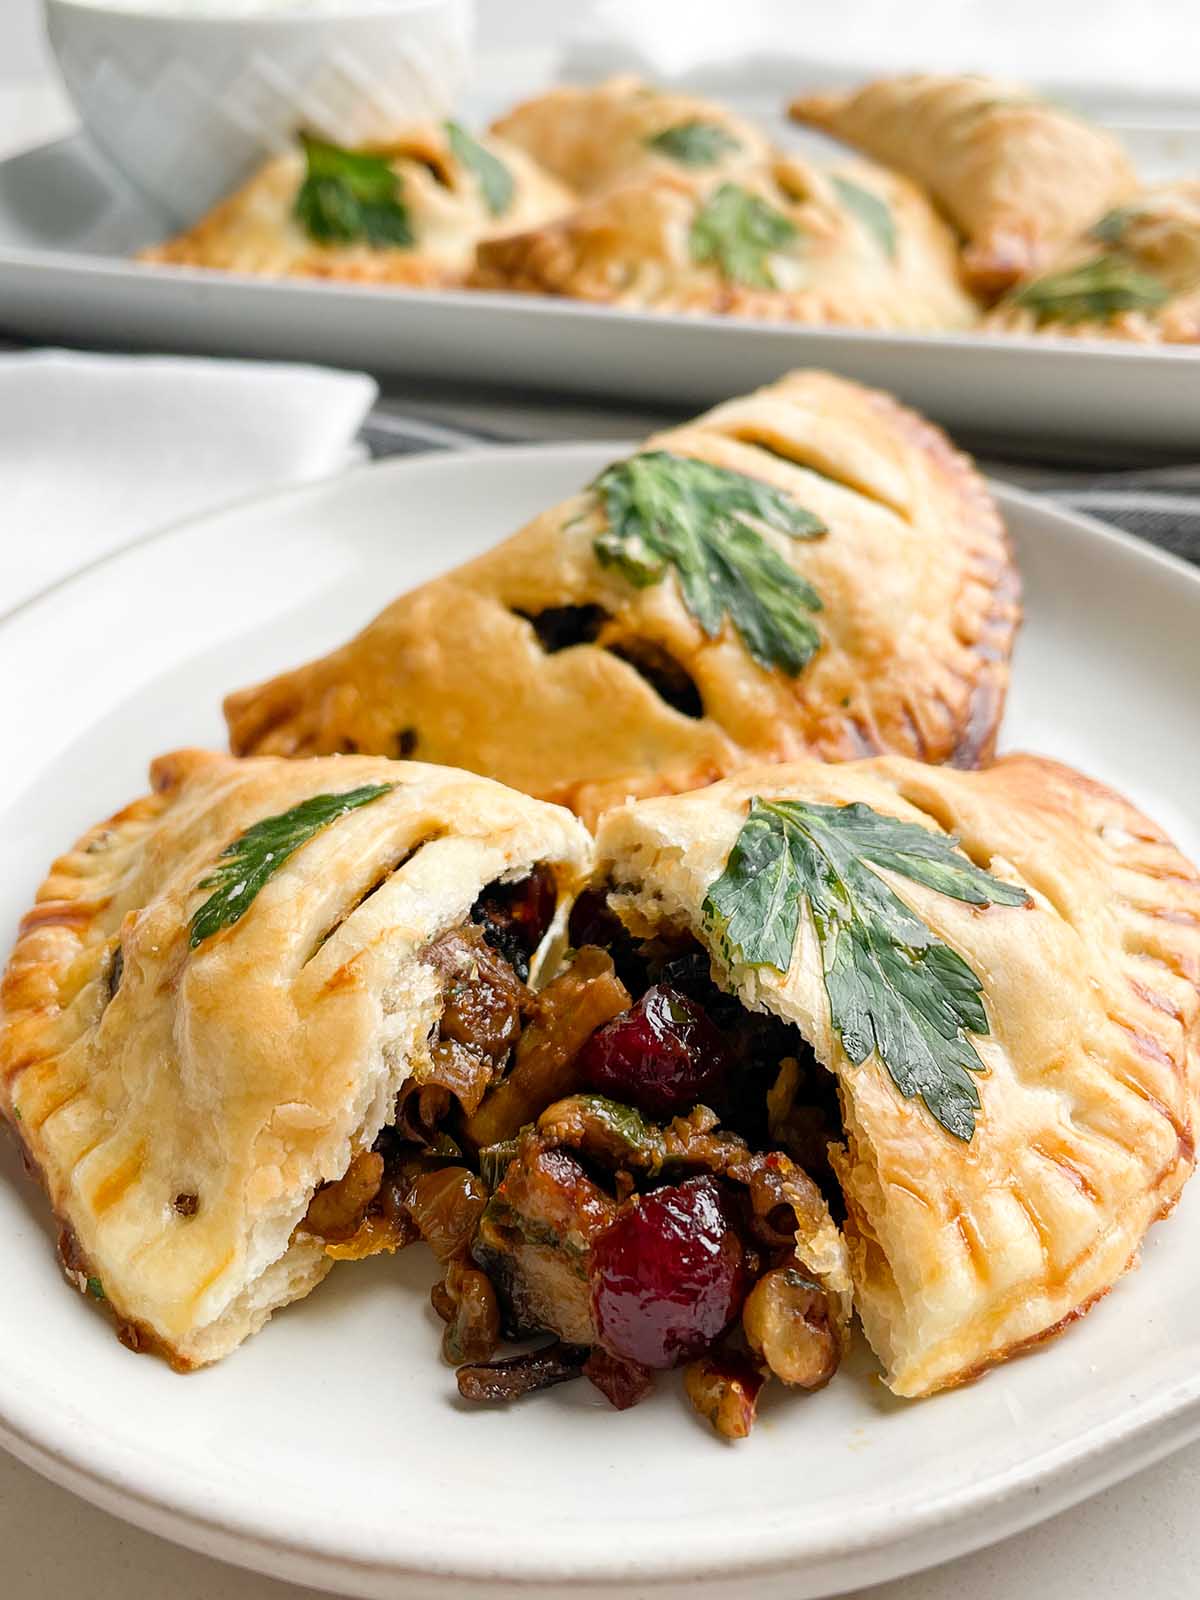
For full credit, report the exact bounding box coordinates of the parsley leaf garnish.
[445,121,514,217]
[1011,252,1169,325]
[646,120,742,167]
[591,450,827,675]
[690,183,797,288]
[703,797,1030,1139]
[830,175,897,259]
[189,784,395,948]
[295,133,414,248]
[86,1276,106,1301]
[1090,207,1133,245]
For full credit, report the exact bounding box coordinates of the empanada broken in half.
[593,754,1200,1396]
[0,750,594,1368]
[790,74,1137,296]
[490,75,770,198]
[225,371,1018,827]
[140,123,573,286]
[472,156,977,332]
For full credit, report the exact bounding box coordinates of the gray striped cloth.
[361,388,1200,567]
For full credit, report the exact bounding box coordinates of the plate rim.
[3,442,1200,1597]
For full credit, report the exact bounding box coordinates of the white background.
[1,2,1199,1597]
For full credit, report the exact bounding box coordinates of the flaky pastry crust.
[224,371,1019,826]
[490,75,770,197]
[594,755,1200,1396]
[139,125,573,285]
[0,751,591,1368]
[471,157,978,332]
[790,74,1137,295]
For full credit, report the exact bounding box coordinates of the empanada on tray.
[140,123,574,285]
[987,181,1200,344]
[790,73,1137,296]
[472,155,978,332]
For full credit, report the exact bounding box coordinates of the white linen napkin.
[0,350,377,613]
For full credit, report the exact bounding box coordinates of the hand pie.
[490,75,770,197]
[472,156,978,332]
[987,181,1200,344]
[140,124,574,285]
[0,750,592,1367]
[790,74,1137,296]
[224,370,1019,825]
[593,754,1200,1396]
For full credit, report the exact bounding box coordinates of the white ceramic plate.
[2,445,1200,1600]
[0,81,1198,454]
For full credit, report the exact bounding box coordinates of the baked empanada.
[472,156,977,331]
[225,371,1018,826]
[490,75,770,197]
[0,750,592,1367]
[140,123,573,285]
[594,754,1200,1396]
[986,181,1200,343]
[790,74,1137,295]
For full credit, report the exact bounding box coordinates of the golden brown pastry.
[790,74,1137,295]
[986,181,1200,343]
[594,754,1200,1396]
[490,75,770,197]
[0,750,591,1367]
[140,123,574,285]
[225,371,1019,826]
[472,155,978,331]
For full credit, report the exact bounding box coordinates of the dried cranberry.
[589,1176,748,1369]
[577,984,729,1118]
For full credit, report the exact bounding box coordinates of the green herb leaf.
[86,1276,106,1301]
[830,174,897,259]
[189,784,395,948]
[591,450,827,675]
[1090,207,1133,245]
[478,1132,525,1193]
[703,797,1030,1139]
[646,120,742,167]
[445,120,514,217]
[552,1093,667,1169]
[1011,252,1169,325]
[690,182,797,288]
[295,133,414,248]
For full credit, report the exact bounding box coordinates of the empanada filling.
[517,602,705,720]
[300,873,849,1439]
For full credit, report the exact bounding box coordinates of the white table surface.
[2,4,1199,1595]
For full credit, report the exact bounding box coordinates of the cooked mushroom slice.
[457,1339,589,1402]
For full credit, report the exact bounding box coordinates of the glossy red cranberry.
[589,1176,748,1369]
[577,984,729,1118]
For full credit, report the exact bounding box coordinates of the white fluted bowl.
[44,0,475,224]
